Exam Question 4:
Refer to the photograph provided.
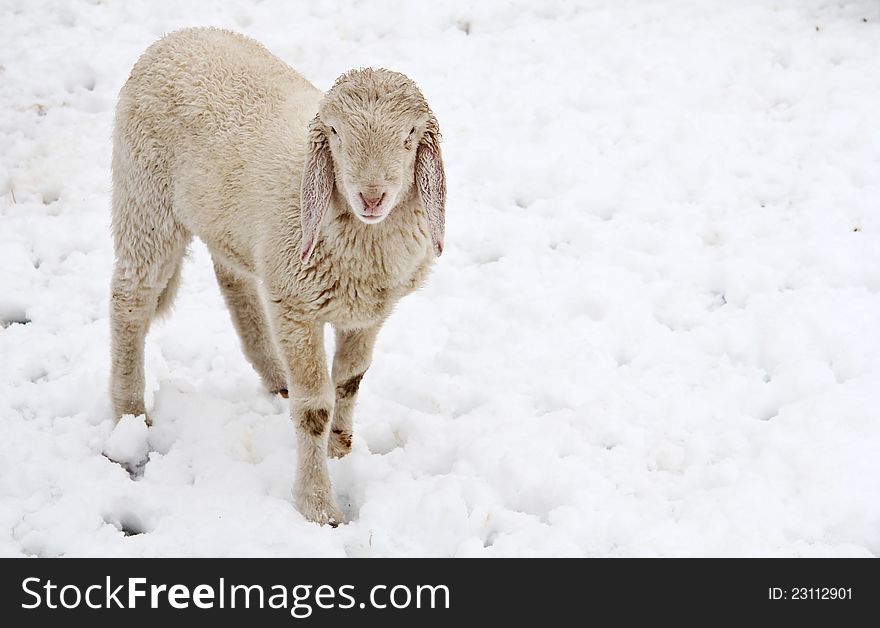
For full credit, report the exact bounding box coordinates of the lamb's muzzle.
[360,191,385,212]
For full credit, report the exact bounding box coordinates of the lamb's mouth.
[357,212,385,224]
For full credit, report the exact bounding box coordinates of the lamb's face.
[299,68,445,263]
[318,69,433,225]
[322,114,422,224]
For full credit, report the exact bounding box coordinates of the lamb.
[109,27,445,525]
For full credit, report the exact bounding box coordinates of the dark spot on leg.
[336,373,364,399]
[331,429,352,449]
[301,407,329,437]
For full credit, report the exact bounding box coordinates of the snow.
[2,0,880,557]
[103,414,150,473]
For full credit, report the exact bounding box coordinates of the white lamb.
[110,27,446,525]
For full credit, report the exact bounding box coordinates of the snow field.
[1,0,879,556]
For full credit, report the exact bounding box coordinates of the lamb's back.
[115,27,321,273]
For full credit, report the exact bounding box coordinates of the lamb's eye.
[330,126,337,135]
[404,127,417,148]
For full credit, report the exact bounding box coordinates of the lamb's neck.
[323,191,429,272]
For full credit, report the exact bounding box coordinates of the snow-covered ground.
[2,0,879,557]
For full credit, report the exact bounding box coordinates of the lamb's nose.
[360,192,385,210]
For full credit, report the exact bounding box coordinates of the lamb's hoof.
[296,493,343,527]
[328,429,352,458]
[272,387,289,399]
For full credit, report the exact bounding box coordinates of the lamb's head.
[300,68,446,262]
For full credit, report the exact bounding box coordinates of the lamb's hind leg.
[109,159,189,423]
[110,231,188,423]
[213,258,287,395]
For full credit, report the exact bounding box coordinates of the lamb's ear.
[415,127,446,257]
[300,117,334,263]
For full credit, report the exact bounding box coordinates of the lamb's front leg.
[329,323,382,458]
[272,315,342,526]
